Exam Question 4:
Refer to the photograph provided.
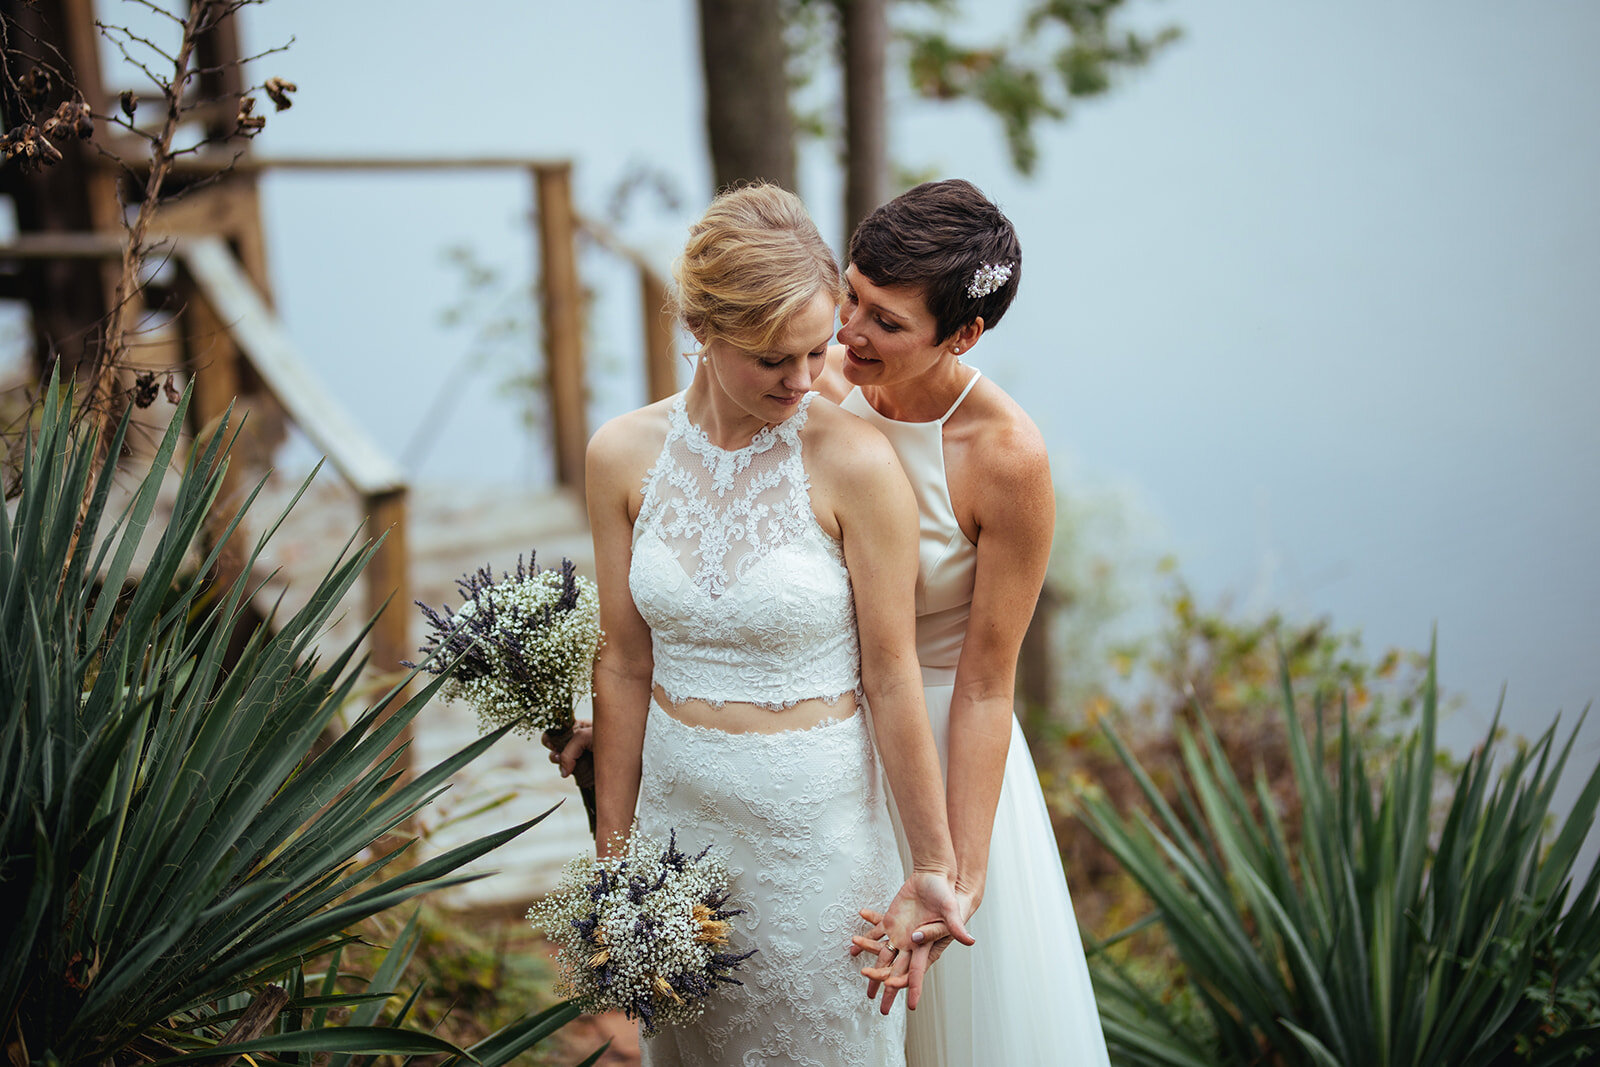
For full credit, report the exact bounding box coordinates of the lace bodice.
[629,392,860,709]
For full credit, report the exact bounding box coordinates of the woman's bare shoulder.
[951,376,1052,529]
[965,376,1049,468]
[587,398,674,484]
[804,392,898,474]
[812,345,853,403]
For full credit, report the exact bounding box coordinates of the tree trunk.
[697,0,796,193]
[839,0,888,251]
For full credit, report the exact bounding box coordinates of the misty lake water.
[227,0,1598,858]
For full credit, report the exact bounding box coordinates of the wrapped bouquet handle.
[407,553,604,834]
[542,723,597,834]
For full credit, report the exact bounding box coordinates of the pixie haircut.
[848,179,1022,343]
[672,182,842,355]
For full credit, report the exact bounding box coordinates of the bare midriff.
[652,684,858,734]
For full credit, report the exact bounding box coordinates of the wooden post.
[180,280,252,624]
[534,163,587,490]
[364,487,411,684]
[365,487,414,787]
[182,282,245,506]
[641,269,678,402]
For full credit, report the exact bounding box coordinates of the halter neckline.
[859,368,982,426]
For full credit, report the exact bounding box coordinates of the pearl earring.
[953,346,962,354]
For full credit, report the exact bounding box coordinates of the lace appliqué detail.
[630,393,860,710]
[636,705,906,1067]
[654,396,815,598]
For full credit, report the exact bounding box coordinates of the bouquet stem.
[545,724,597,835]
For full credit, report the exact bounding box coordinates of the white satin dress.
[843,372,1110,1067]
[630,392,906,1067]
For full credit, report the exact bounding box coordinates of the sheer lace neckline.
[670,393,813,495]
[631,387,858,710]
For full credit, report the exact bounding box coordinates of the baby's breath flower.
[528,829,755,1035]
[407,553,603,737]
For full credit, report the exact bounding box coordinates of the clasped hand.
[851,871,975,1014]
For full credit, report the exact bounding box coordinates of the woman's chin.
[843,349,882,382]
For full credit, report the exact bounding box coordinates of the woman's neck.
[861,354,971,423]
[684,372,774,450]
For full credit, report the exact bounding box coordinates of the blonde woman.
[582,183,969,1065]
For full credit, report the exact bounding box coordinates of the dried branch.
[2,0,295,492]
[122,0,187,29]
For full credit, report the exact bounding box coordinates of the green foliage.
[1032,546,1433,951]
[0,377,585,1065]
[903,0,1181,174]
[776,0,1178,181]
[1074,649,1600,1066]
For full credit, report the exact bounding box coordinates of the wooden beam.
[640,269,678,402]
[178,236,405,496]
[181,274,252,608]
[365,486,413,783]
[534,163,587,490]
[154,182,275,297]
[182,278,245,503]
[0,233,125,259]
[145,152,575,177]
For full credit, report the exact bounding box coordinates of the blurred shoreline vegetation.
[1027,483,1447,938]
[1034,486,1600,1064]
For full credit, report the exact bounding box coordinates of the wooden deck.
[252,471,600,909]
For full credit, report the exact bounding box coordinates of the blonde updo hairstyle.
[672,182,842,358]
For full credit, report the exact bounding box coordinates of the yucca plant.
[1077,649,1600,1066]
[0,379,595,1066]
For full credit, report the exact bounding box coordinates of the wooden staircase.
[0,0,678,904]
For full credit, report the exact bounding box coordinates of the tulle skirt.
[893,681,1110,1067]
[635,699,907,1067]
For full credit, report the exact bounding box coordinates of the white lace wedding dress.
[844,373,1111,1066]
[628,392,907,1067]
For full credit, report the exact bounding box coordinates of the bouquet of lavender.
[528,830,756,1036]
[408,553,602,825]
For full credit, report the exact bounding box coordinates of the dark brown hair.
[848,179,1022,343]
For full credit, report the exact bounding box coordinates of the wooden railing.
[177,235,412,680]
[0,156,677,762]
[0,232,412,692]
[160,153,685,491]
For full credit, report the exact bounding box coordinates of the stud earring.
[953,346,962,354]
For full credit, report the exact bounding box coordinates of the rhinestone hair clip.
[967,262,1013,299]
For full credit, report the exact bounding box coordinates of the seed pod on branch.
[42,101,93,142]
[120,90,137,119]
[264,76,296,111]
[19,68,51,109]
[132,372,159,409]
[236,96,266,136]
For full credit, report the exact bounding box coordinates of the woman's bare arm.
[817,409,969,1008]
[946,414,1055,906]
[586,413,660,854]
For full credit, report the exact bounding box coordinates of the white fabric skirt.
[635,700,907,1067]
[895,682,1110,1067]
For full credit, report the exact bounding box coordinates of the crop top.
[628,392,860,709]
